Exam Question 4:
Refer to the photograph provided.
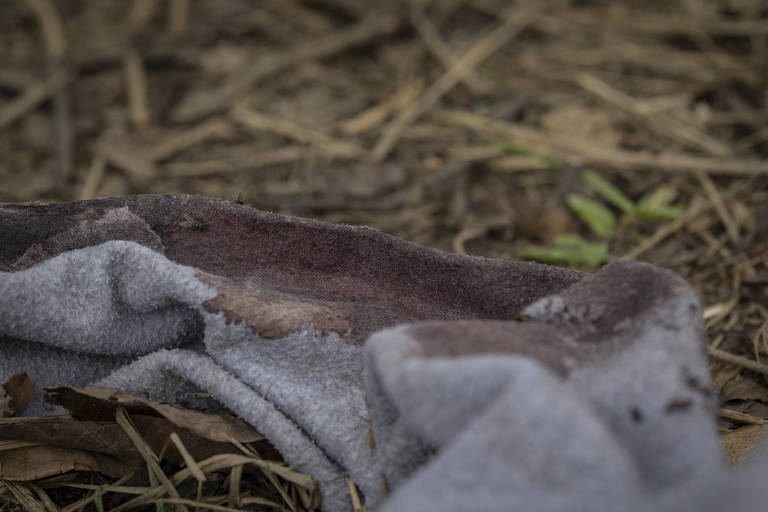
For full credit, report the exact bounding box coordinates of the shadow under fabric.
[0,194,763,512]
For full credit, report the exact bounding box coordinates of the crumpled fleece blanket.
[1,194,766,511]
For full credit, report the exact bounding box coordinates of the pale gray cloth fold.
[1,195,764,511]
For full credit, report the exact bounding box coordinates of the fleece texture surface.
[0,194,764,511]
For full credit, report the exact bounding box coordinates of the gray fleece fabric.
[0,194,765,511]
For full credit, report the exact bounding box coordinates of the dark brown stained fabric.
[403,260,693,376]
[406,320,586,376]
[0,194,584,343]
[550,260,686,336]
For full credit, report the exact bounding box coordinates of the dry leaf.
[46,386,264,444]
[0,372,33,417]
[721,424,768,465]
[0,445,134,480]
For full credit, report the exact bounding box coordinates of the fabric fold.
[0,194,761,511]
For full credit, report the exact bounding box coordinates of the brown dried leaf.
[45,386,264,444]
[721,424,768,465]
[0,416,138,459]
[0,388,13,418]
[0,445,134,480]
[1,372,33,417]
[712,362,768,403]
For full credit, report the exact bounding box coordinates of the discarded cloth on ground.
[0,194,765,511]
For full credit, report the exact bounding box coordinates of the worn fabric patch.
[0,194,763,511]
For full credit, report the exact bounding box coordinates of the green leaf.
[635,185,685,220]
[517,234,608,268]
[148,463,166,512]
[493,140,565,168]
[94,487,105,512]
[582,170,635,214]
[566,194,616,238]
[634,205,685,220]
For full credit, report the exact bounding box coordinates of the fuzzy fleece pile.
[0,194,765,511]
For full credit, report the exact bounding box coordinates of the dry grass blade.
[231,105,365,158]
[29,484,58,512]
[339,80,423,135]
[115,408,188,512]
[720,408,768,425]
[167,0,189,36]
[228,464,243,508]
[53,482,148,496]
[557,6,768,36]
[124,50,151,129]
[169,432,206,483]
[696,172,740,245]
[57,475,133,512]
[173,14,401,122]
[21,0,66,58]
[228,439,301,512]
[163,147,305,178]
[345,477,368,512]
[435,109,768,175]
[79,156,106,200]
[622,200,707,260]
[23,0,73,181]
[371,3,542,162]
[409,7,487,94]
[2,481,47,512]
[158,497,287,512]
[127,0,157,31]
[0,69,71,130]
[708,347,768,376]
[111,452,316,512]
[703,271,740,328]
[151,119,234,161]
[575,72,731,157]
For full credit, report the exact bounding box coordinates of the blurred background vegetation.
[1,0,768,431]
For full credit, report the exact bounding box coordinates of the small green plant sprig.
[515,166,684,267]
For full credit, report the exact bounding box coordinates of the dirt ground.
[2,0,768,510]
